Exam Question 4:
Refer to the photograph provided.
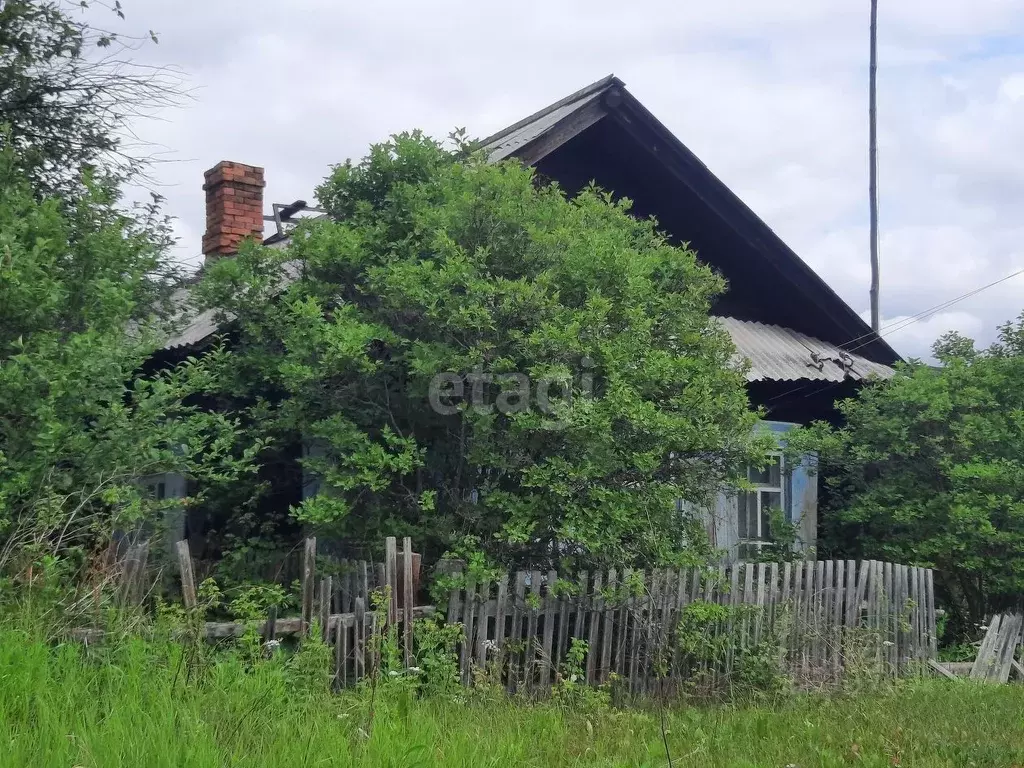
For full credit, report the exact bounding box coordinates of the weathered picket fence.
[173,537,937,693]
[443,559,937,694]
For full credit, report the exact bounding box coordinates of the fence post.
[384,536,399,626]
[175,540,196,611]
[300,537,316,637]
[402,536,414,668]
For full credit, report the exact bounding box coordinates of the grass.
[1,625,1023,767]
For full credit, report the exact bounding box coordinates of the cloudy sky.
[103,1,1024,359]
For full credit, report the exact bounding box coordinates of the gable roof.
[479,75,900,367]
[166,75,900,378]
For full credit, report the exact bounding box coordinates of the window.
[737,454,785,558]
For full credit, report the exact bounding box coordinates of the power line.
[764,266,1024,410]
[831,266,1024,358]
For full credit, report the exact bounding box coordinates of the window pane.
[738,492,749,539]
[748,456,782,487]
[760,491,782,539]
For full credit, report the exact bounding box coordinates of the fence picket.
[542,570,557,687]
[402,537,414,668]
[508,572,527,693]
[601,569,617,683]
[300,537,316,637]
[460,576,477,686]
[586,571,602,684]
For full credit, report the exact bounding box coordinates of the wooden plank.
[668,568,686,679]
[542,569,557,687]
[914,567,925,661]
[265,605,277,643]
[628,571,643,692]
[508,572,527,693]
[877,561,890,667]
[301,537,316,637]
[601,569,618,683]
[813,560,825,666]
[852,560,869,630]
[175,540,197,610]
[573,571,589,641]
[659,568,677,689]
[1011,659,1024,681]
[586,571,602,684]
[460,576,477,686]
[971,615,1002,680]
[754,563,766,646]
[843,560,858,628]
[359,561,369,613]
[494,574,508,649]
[474,580,491,672]
[615,569,632,678]
[335,614,348,689]
[319,576,332,642]
[525,570,542,693]
[798,561,812,670]
[639,570,658,694]
[402,537,414,668]
[445,568,462,627]
[898,564,910,671]
[742,562,754,649]
[341,566,353,614]
[553,578,569,676]
[927,658,958,680]
[384,537,399,626]
[353,597,366,681]
[993,614,1022,683]
[822,560,834,664]
[926,568,938,659]
[831,559,845,679]
[767,562,779,632]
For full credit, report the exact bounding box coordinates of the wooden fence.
[443,558,937,694]
[173,538,937,694]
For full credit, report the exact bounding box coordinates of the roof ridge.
[478,74,623,149]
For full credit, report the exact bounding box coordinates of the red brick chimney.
[202,161,265,262]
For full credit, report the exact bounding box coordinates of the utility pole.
[868,0,880,332]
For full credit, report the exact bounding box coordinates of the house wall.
[703,420,817,561]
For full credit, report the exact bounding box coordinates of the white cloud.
[99,0,1024,359]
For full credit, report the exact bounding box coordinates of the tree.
[0,148,254,572]
[0,0,180,198]
[791,319,1024,641]
[199,132,768,570]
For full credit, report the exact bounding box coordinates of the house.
[158,75,900,561]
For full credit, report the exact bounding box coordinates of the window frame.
[737,453,786,556]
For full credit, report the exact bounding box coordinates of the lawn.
[0,626,1022,767]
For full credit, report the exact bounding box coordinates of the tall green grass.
[0,624,1022,767]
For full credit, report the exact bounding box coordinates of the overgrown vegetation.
[197,131,770,570]
[0,609,1021,768]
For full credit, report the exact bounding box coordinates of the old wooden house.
[156,75,900,561]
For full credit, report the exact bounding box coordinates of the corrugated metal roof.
[162,256,301,350]
[718,316,894,383]
[479,74,620,162]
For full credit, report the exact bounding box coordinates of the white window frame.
[737,453,785,557]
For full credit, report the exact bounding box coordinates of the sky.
[99,0,1024,360]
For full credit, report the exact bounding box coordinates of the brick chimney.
[202,161,265,262]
